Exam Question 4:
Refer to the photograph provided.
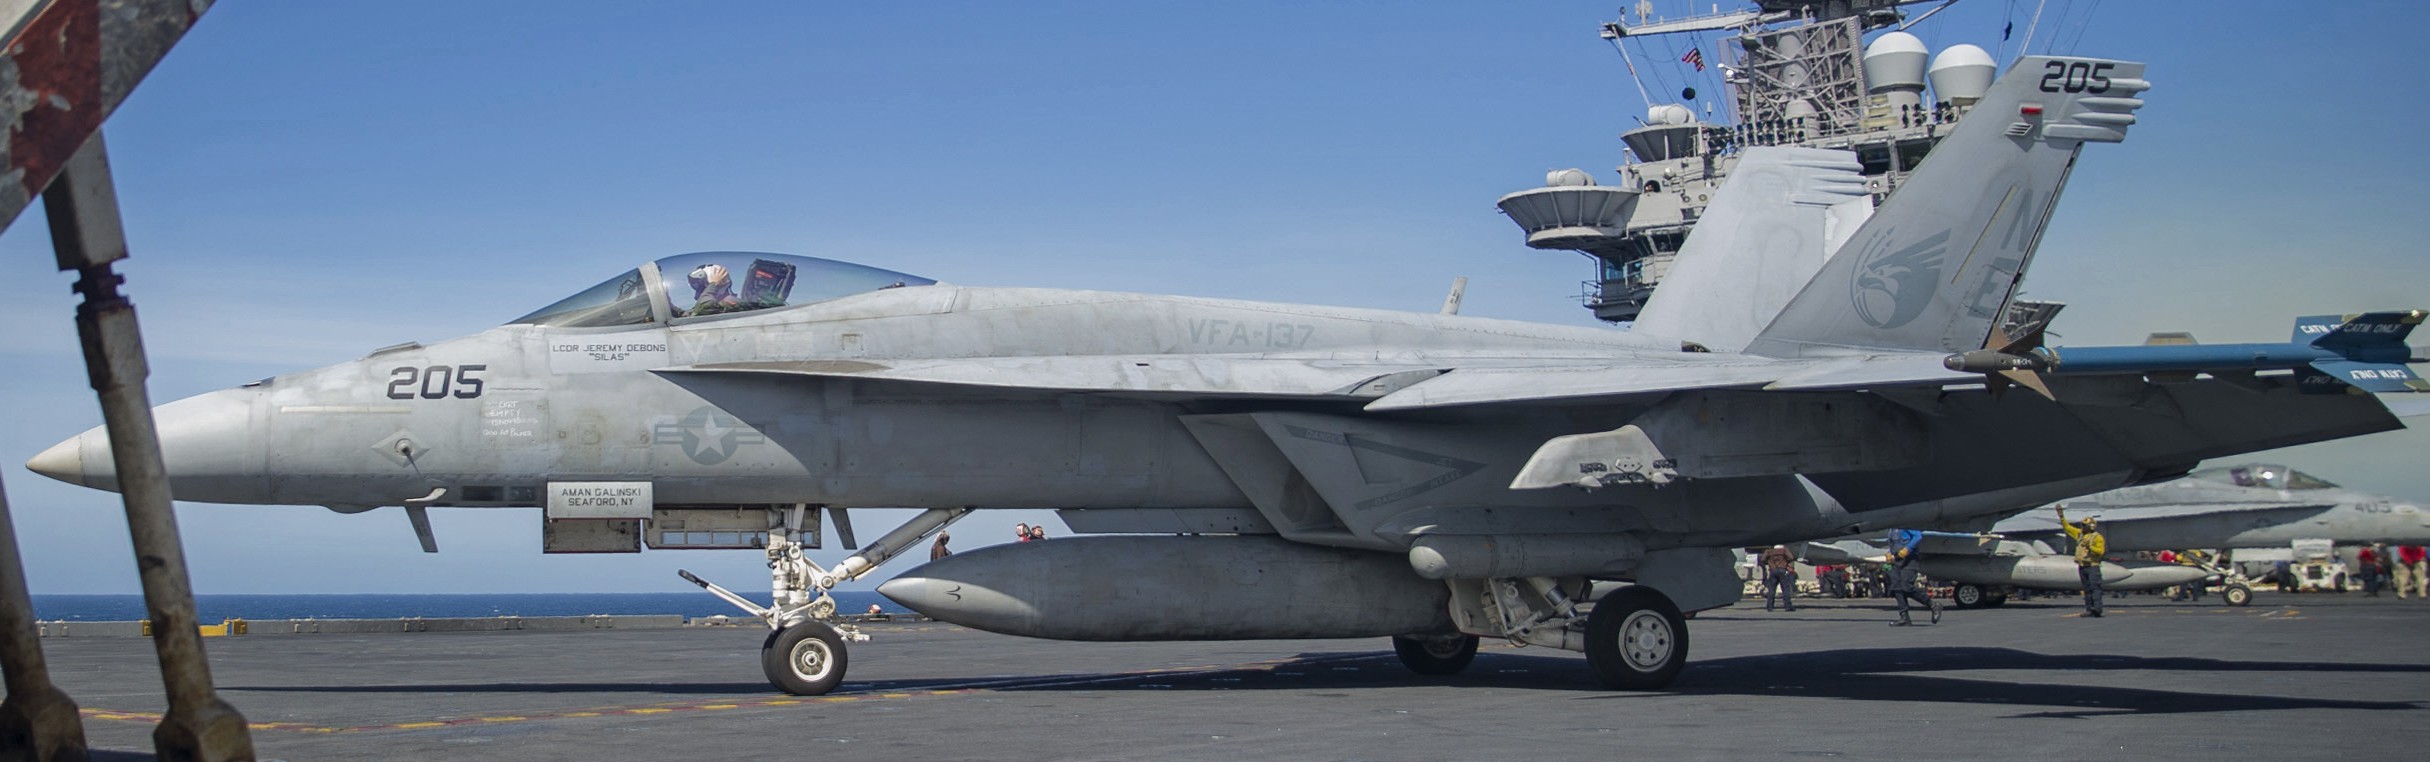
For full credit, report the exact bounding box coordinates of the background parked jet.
[1805,463,2426,606]
[24,57,2428,695]
[1802,534,2215,608]
[1997,463,2430,551]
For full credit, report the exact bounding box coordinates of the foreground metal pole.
[0,472,88,762]
[46,133,255,761]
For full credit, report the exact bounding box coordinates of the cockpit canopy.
[2191,464,2338,491]
[511,252,936,328]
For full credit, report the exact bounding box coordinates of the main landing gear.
[1951,583,2008,609]
[1391,634,1480,675]
[1416,577,1693,690]
[763,620,850,695]
[1584,586,1688,690]
[681,505,968,695]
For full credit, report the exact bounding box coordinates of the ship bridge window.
[657,251,936,321]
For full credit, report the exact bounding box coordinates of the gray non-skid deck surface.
[39,593,2430,760]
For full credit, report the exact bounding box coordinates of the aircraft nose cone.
[25,435,89,488]
[24,388,264,498]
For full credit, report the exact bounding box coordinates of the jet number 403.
[386,365,486,400]
[2039,60,2114,93]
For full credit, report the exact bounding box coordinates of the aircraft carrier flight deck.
[43,593,2430,760]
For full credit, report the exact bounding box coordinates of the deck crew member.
[1883,530,1940,626]
[2056,507,2106,618]
[1760,545,1798,612]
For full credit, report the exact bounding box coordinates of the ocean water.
[31,591,897,622]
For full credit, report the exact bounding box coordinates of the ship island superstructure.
[1500,0,2014,322]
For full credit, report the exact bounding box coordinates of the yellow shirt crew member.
[2054,507,2108,617]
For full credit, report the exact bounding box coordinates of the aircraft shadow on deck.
[221,646,2427,719]
[225,681,782,695]
[975,646,2430,719]
[1599,647,2428,718]
[1693,614,1908,624]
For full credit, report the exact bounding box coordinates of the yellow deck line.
[77,652,1384,735]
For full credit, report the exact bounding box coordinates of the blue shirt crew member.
[1884,529,1941,626]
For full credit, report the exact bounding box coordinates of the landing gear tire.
[1952,584,1986,609]
[1982,588,2009,608]
[1392,634,1479,676]
[763,621,849,696]
[1585,586,1688,690]
[2222,583,2253,607]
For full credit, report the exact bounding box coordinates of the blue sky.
[1,1,2424,594]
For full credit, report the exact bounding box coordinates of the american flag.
[1681,47,1705,71]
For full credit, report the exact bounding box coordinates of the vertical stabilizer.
[1744,56,2149,358]
[1631,147,1871,352]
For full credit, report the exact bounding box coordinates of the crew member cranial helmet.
[688,263,732,296]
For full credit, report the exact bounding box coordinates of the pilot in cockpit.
[683,263,742,317]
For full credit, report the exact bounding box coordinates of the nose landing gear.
[680,505,968,695]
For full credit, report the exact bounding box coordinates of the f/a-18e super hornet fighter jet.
[2001,463,2430,552]
[25,57,2430,695]
[1803,532,2219,610]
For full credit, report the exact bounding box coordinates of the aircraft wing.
[661,357,1454,399]
[1363,353,1973,411]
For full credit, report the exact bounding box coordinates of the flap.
[1362,359,1791,411]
